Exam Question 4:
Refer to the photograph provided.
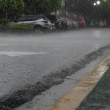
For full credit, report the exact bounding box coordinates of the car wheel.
[34,26,43,34]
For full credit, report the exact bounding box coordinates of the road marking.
[0,51,47,57]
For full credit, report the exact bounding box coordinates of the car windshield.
[64,18,72,22]
[42,16,49,20]
[46,15,56,21]
[71,17,81,21]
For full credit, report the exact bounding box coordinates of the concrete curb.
[48,56,110,110]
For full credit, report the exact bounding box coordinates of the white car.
[7,15,53,32]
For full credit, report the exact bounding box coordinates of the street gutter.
[49,55,110,110]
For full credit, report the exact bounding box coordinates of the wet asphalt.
[0,28,110,109]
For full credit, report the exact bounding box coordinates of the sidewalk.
[49,56,110,110]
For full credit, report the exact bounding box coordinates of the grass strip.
[76,67,110,110]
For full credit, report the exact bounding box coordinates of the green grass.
[76,67,110,110]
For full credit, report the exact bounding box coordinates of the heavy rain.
[0,0,110,110]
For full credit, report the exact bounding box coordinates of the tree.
[23,0,62,15]
[101,0,110,19]
[0,0,24,20]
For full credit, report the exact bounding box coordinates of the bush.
[8,24,34,33]
[0,18,9,26]
[0,24,6,31]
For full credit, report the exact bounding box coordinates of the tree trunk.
[55,8,57,16]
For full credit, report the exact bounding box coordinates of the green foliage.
[0,24,6,31]
[0,18,9,26]
[23,0,62,14]
[8,24,34,33]
[101,0,110,17]
[0,0,24,20]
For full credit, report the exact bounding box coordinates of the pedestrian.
[99,20,104,27]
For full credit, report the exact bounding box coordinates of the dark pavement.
[0,28,110,109]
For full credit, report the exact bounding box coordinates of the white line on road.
[0,51,47,57]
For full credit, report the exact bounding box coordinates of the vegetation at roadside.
[8,24,34,33]
[0,0,24,32]
[23,0,62,15]
[0,0,24,20]
[0,18,9,26]
[0,0,62,20]
[76,67,110,110]
[0,24,6,31]
[0,18,9,32]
